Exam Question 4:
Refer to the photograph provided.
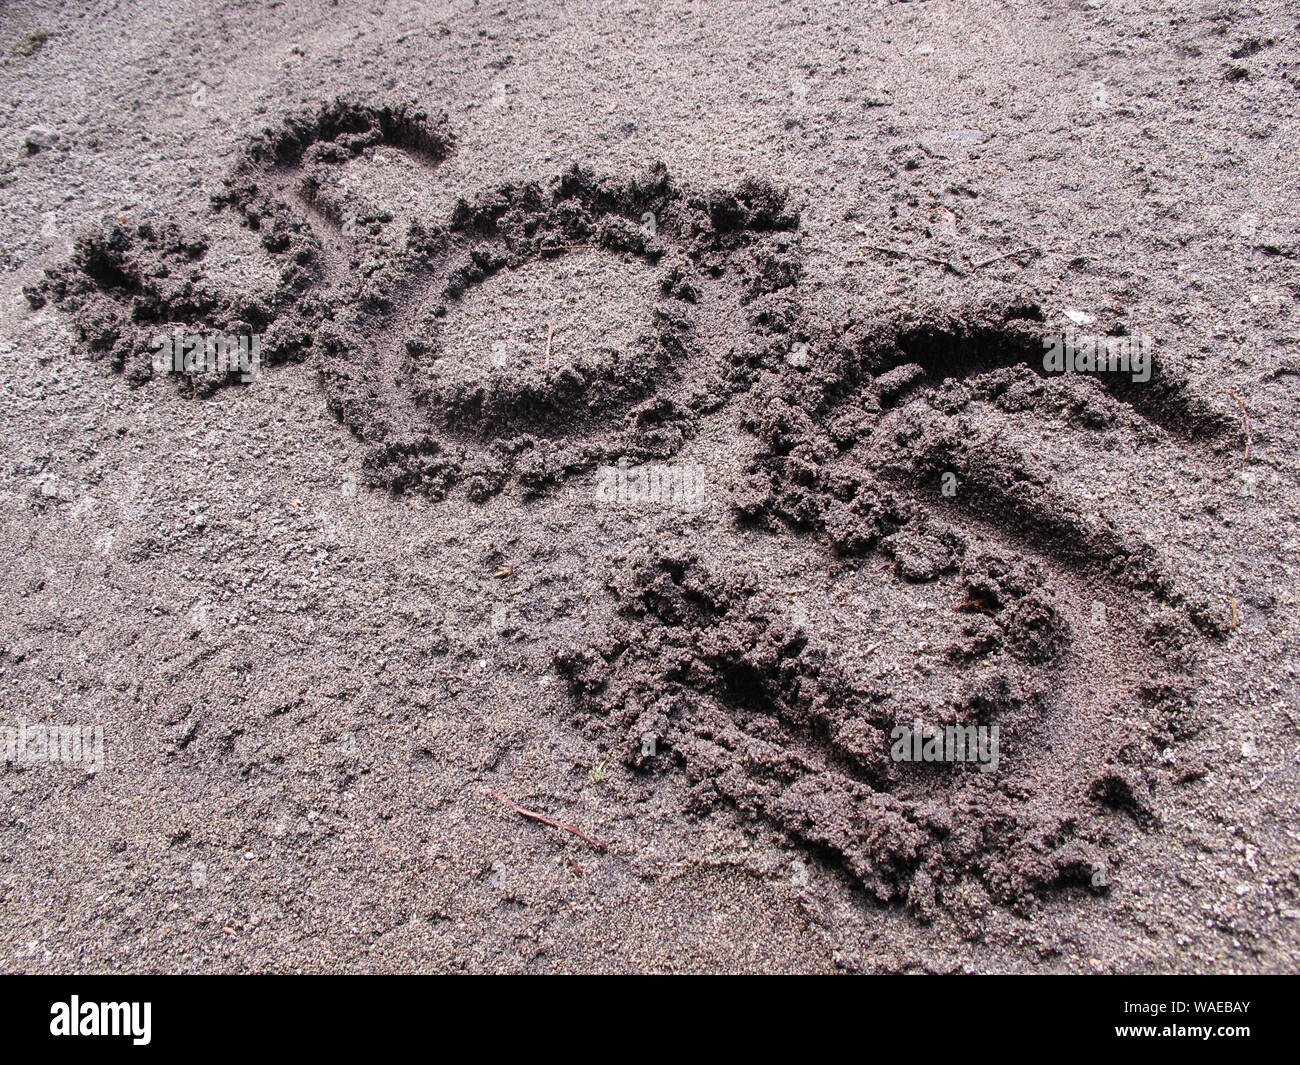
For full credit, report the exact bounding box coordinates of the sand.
[1,0,1297,974]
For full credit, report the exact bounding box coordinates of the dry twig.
[853,244,966,275]
[971,245,1040,270]
[489,790,608,850]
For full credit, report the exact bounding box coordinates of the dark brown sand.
[1,0,1297,973]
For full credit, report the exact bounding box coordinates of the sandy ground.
[1,0,1298,974]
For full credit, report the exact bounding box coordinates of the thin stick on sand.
[489,789,607,850]
[971,245,1040,270]
[852,244,966,275]
[544,322,554,370]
